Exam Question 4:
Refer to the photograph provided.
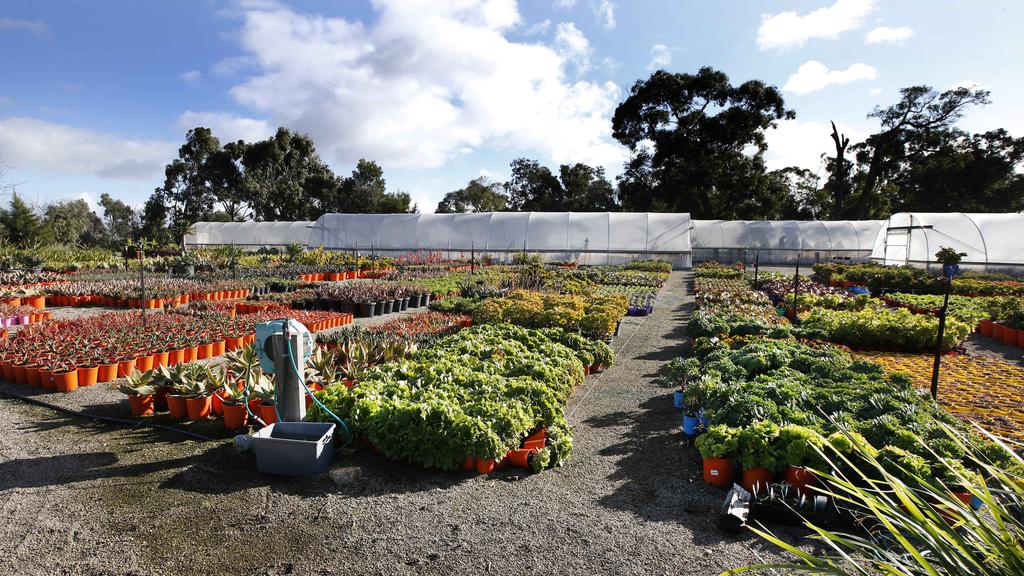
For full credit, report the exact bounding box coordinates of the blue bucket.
[970,494,984,511]
[673,391,683,409]
[698,414,710,429]
[682,414,700,435]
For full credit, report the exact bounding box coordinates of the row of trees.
[2,67,1021,248]
[437,68,1023,219]
[140,127,414,245]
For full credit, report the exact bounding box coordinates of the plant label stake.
[139,244,146,326]
[791,257,801,325]
[753,250,760,288]
[930,274,953,400]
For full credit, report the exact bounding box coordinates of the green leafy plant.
[694,425,739,460]
[935,246,968,265]
[736,420,780,471]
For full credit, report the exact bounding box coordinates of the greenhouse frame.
[691,219,884,265]
[185,221,314,249]
[870,212,1024,273]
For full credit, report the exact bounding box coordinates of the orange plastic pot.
[136,354,155,372]
[223,403,248,429]
[128,394,155,417]
[26,295,46,309]
[742,467,774,494]
[475,458,496,474]
[77,366,99,387]
[506,448,538,469]
[258,402,278,425]
[522,428,547,451]
[212,340,226,356]
[0,362,12,382]
[184,346,199,363]
[197,343,213,360]
[185,396,212,420]
[992,323,1005,341]
[25,366,41,387]
[979,319,994,337]
[52,369,77,392]
[166,395,188,419]
[98,362,119,383]
[462,457,475,470]
[1002,326,1021,346]
[117,358,137,378]
[783,466,817,496]
[703,457,734,488]
[13,364,27,385]
[169,348,185,366]
[39,368,56,389]
[211,391,224,416]
[226,336,243,351]
[1018,329,1024,348]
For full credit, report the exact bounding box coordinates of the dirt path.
[0,273,799,575]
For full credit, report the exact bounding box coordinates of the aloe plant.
[118,370,155,396]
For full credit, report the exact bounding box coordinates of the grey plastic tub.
[252,422,336,476]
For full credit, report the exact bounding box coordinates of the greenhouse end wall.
[870,212,1024,274]
[691,220,884,266]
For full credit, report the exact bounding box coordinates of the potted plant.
[179,364,211,421]
[119,371,156,417]
[219,375,250,430]
[252,375,278,425]
[694,425,739,487]
[681,377,710,436]
[775,424,826,496]
[935,246,967,279]
[737,420,781,494]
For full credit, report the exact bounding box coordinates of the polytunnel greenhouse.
[305,212,693,267]
[185,221,313,248]
[870,212,1024,272]
[691,220,884,265]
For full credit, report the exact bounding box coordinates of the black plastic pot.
[373,301,384,316]
[400,297,409,311]
[392,299,401,312]
[358,301,375,317]
[422,293,431,306]
[383,300,393,314]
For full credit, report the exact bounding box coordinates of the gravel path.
[0,274,802,575]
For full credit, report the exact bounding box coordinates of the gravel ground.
[0,274,804,575]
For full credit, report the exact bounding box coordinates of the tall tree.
[505,158,562,210]
[557,163,619,211]
[153,127,220,239]
[436,177,508,213]
[99,193,137,247]
[823,121,853,219]
[207,140,248,221]
[322,159,413,214]
[849,85,990,219]
[612,67,793,217]
[241,127,334,221]
[43,199,103,245]
[504,158,618,211]
[0,193,44,246]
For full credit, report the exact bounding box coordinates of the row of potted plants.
[0,309,353,392]
[472,289,627,341]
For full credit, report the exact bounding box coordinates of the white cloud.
[479,168,507,182]
[764,119,868,174]
[783,60,877,95]
[864,25,913,44]
[758,0,875,50]
[555,22,591,73]
[554,0,576,8]
[523,19,551,36]
[647,44,670,70]
[0,117,174,179]
[593,0,616,30]
[212,55,258,76]
[177,111,274,143]
[179,70,202,84]
[208,0,625,174]
[0,17,49,37]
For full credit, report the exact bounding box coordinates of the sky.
[0,0,1022,215]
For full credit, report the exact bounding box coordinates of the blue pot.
[970,494,984,511]
[682,414,700,435]
[943,263,960,279]
[673,391,683,409]
[698,414,710,429]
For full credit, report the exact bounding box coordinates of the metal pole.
[139,245,146,325]
[791,257,800,324]
[471,242,475,273]
[930,277,952,400]
[753,250,760,288]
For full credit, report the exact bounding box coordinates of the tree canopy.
[436,177,508,213]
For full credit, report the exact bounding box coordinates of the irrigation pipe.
[0,391,218,442]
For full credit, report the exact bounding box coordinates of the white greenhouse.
[184,221,313,249]
[307,212,693,268]
[870,212,1024,272]
[691,220,884,265]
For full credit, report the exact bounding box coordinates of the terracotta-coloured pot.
[222,403,248,429]
[53,370,78,393]
[166,395,188,419]
[1002,326,1021,346]
[98,362,119,383]
[992,323,1005,341]
[197,343,213,360]
[169,348,185,366]
[211,391,224,416]
[117,358,137,378]
[783,465,817,497]
[129,394,155,417]
[185,396,211,421]
[212,340,226,356]
[154,351,169,368]
[505,448,537,469]
[258,402,278,425]
[742,467,774,494]
[77,366,99,387]
[475,458,496,474]
[184,346,199,363]
[226,336,243,351]
[136,354,155,372]
[703,457,734,488]
[979,319,994,337]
